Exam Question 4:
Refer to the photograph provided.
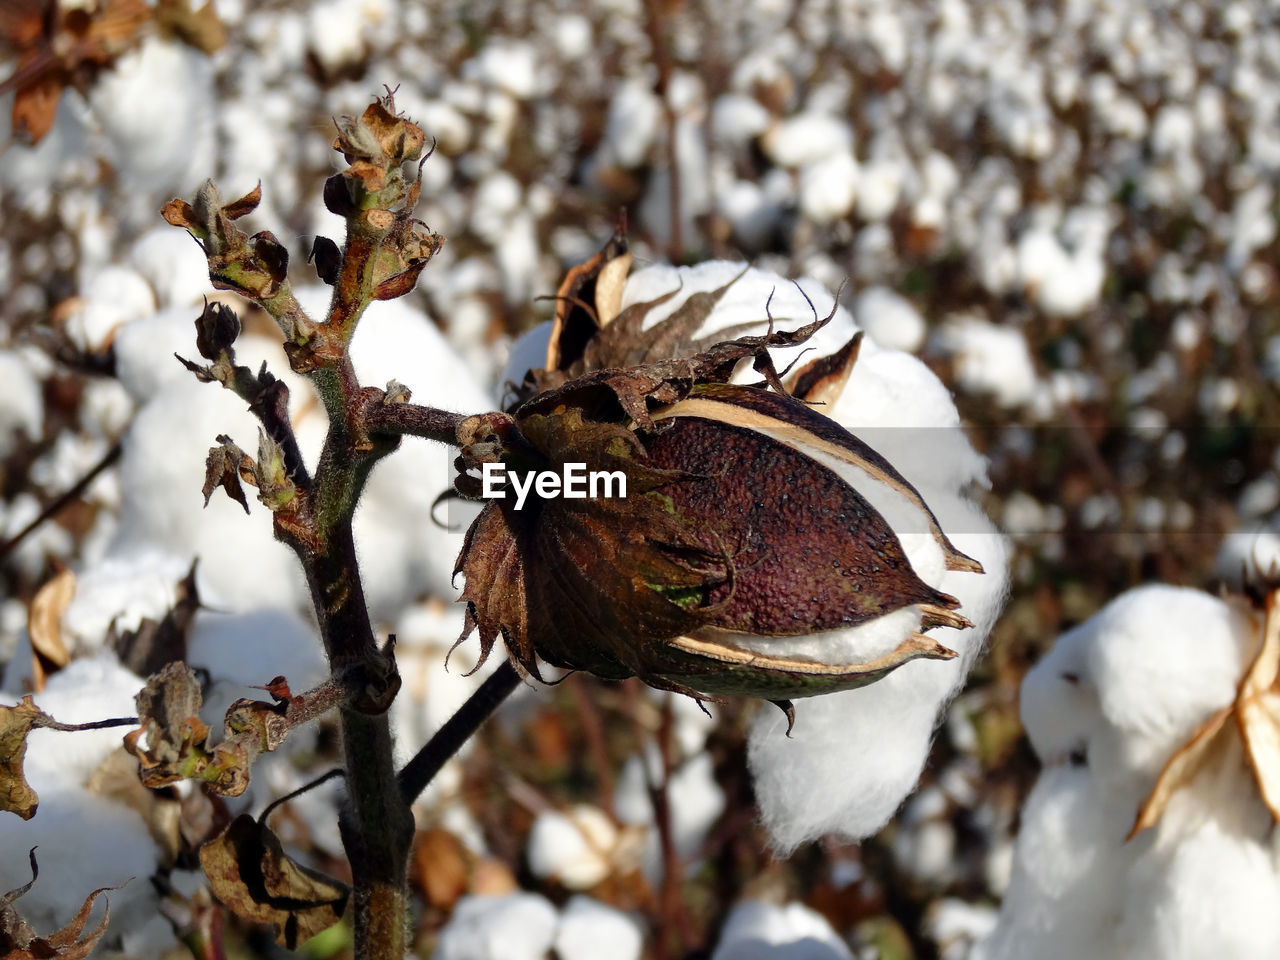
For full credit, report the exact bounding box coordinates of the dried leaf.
[203,437,252,513]
[153,0,227,53]
[27,568,75,691]
[0,698,45,819]
[1129,704,1234,839]
[1238,689,1280,821]
[200,815,348,949]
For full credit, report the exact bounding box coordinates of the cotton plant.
[0,92,1005,959]
[975,569,1280,960]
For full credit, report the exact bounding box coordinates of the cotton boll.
[798,152,859,224]
[0,350,44,456]
[554,896,644,960]
[712,901,853,960]
[1081,586,1251,783]
[1217,531,1280,586]
[936,314,1038,410]
[433,892,559,960]
[129,227,212,310]
[853,287,925,354]
[761,113,854,169]
[854,159,903,222]
[526,805,625,889]
[59,548,192,657]
[464,41,541,99]
[65,266,157,354]
[601,80,662,168]
[88,38,216,208]
[711,94,772,147]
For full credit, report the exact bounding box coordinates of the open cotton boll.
[554,896,645,960]
[935,314,1038,410]
[87,37,216,215]
[59,547,192,656]
[1081,586,1252,783]
[64,265,157,354]
[712,901,853,960]
[113,306,226,401]
[1019,618,1098,765]
[433,892,559,960]
[526,804,632,890]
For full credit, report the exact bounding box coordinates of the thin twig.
[0,441,122,560]
[34,714,138,732]
[398,661,522,806]
[259,768,345,826]
[363,399,470,446]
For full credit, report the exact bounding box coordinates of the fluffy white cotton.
[526,804,627,889]
[65,266,157,354]
[129,227,212,311]
[980,583,1280,960]
[712,901,853,960]
[762,113,854,169]
[433,892,560,960]
[554,896,645,960]
[798,152,859,224]
[853,287,926,354]
[936,314,1038,410]
[111,375,308,612]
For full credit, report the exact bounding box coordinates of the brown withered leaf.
[0,698,46,819]
[28,568,75,691]
[203,436,252,513]
[0,848,122,959]
[1237,588,1280,820]
[152,0,227,54]
[200,815,349,949]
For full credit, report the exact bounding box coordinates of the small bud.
[309,235,342,285]
[195,301,241,361]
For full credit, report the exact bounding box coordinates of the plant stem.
[364,399,469,446]
[398,661,522,805]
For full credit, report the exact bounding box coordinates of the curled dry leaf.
[0,698,46,819]
[27,567,75,691]
[0,849,124,960]
[200,815,349,949]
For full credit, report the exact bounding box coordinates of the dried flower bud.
[453,320,983,716]
[194,300,241,361]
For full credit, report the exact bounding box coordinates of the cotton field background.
[2,0,1279,958]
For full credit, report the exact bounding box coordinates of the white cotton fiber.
[972,766,1137,960]
[526,805,620,889]
[433,892,559,960]
[712,901,853,960]
[1117,819,1280,960]
[0,350,44,457]
[554,896,644,960]
[112,376,308,612]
